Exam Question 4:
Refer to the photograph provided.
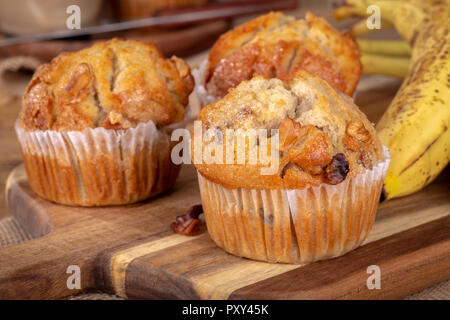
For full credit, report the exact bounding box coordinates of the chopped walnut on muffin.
[19,38,194,131]
[203,11,361,100]
[195,71,384,190]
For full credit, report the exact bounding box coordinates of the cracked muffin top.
[19,39,194,131]
[195,71,385,189]
[205,11,361,100]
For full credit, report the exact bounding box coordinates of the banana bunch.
[334,0,450,199]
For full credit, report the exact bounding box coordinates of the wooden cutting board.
[1,163,449,300]
[0,76,449,300]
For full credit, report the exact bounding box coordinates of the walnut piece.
[279,118,332,174]
[346,121,370,141]
[61,63,93,105]
[171,204,203,236]
[100,111,133,130]
[345,121,370,152]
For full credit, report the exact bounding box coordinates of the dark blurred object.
[329,0,347,9]
[114,0,210,20]
[0,0,297,46]
[0,0,297,61]
[0,20,229,61]
[153,0,298,27]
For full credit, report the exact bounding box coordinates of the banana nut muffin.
[194,71,389,263]
[196,71,384,189]
[197,11,361,104]
[16,39,194,206]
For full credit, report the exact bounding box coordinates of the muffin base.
[197,149,390,264]
[16,120,180,206]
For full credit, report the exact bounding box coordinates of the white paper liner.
[192,58,219,108]
[197,147,390,264]
[15,120,181,206]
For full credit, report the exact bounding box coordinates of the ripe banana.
[334,0,450,199]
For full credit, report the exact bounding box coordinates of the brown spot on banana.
[399,125,448,176]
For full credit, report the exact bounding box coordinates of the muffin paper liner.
[192,58,218,107]
[15,120,181,206]
[197,147,390,264]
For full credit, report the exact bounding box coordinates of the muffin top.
[205,12,361,99]
[19,39,194,131]
[195,71,385,189]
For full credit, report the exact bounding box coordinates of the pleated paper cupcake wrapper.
[15,120,181,206]
[197,147,390,264]
[192,59,219,108]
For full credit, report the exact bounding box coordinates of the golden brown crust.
[206,12,361,98]
[194,71,384,189]
[19,39,194,131]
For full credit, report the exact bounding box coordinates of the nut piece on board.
[171,204,203,236]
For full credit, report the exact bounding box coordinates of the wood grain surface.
[1,159,449,299]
